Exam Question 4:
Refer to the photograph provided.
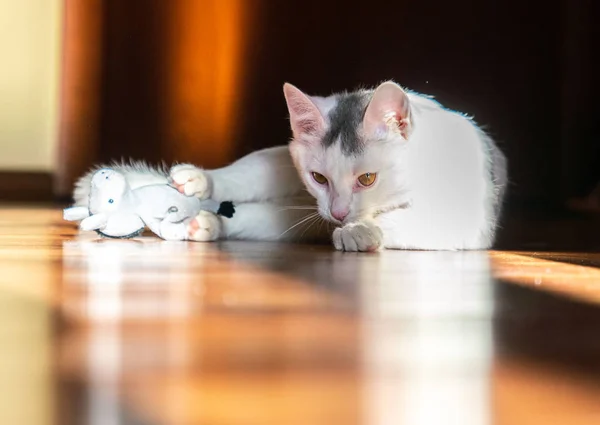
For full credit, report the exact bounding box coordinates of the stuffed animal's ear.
[63,207,90,221]
[80,214,108,231]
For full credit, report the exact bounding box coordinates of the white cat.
[74,81,507,251]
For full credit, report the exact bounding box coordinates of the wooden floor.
[1,207,599,425]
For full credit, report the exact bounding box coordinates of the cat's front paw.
[187,211,221,242]
[332,221,383,252]
[170,164,211,200]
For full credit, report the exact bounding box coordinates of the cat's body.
[74,82,507,251]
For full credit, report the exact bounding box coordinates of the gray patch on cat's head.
[322,91,373,155]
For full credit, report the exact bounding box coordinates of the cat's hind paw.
[170,164,211,200]
[187,211,221,242]
[332,221,383,252]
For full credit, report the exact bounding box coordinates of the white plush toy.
[63,168,234,240]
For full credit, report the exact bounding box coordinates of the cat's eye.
[311,172,328,185]
[108,199,114,204]
[357,172,377,187]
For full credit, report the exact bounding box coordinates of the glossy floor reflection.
[0,207,599,425]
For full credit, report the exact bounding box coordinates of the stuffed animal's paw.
[187,211,221,242]
[170,164,211,200]
[160,221,188,241]
[332,221,383,252]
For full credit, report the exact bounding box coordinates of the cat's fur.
[74,81,507,251]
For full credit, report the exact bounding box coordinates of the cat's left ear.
[283,83,326,140]
[363,81,412,140]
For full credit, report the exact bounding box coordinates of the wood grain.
[0,207,598,425]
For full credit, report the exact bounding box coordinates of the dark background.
[57,0,599,212]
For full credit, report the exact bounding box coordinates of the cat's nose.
[331,208,349,222]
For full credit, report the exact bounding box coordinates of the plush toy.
[63,168,234,240]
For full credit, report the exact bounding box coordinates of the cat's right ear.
[363,81,412,140]
[283,83,325,140]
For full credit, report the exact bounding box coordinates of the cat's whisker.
[279,212,319,238]
[283,213,320,237]
[275,206,318,213]
[365,201,411,217]
[299,214,322,240]
[317,216,325,235]
[316,216,329,237]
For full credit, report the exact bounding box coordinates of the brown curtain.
[55,0,103,197]
[55,0,255,198]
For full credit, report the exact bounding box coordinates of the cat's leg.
[74,161,169,207]
[332,219,384,252]
[219,198,331,243]
[187,211,222,242]
[177,199,326,243]
[157,210,222,242]
[331,206,490,252]
[372,207,491,250]
[171,146,305,203]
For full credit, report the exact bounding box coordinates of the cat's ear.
[283,83,325,140]
[363,81,412,140]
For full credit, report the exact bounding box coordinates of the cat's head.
[283,81,413,225]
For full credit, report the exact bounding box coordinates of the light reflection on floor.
[362,251,493,425]
[1,207,599,424]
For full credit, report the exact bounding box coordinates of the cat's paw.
[187,211,221,242]
[332,221,383,252]
[170,164,211,200]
